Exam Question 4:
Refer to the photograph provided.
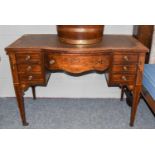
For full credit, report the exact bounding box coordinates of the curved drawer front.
[46,54,111,73]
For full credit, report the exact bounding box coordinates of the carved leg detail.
[31,86,36,100]
[14,85,29,126]
[130,86,141,127]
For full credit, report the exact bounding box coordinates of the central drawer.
[46,53,111,73]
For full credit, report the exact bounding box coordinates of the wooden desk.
[5,34,148,126]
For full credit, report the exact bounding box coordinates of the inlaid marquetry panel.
[46,53,111,73]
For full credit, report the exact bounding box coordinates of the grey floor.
[0,98,154,129]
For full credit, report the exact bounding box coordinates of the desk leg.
[120,86,125,101]
[14,85,29,126]
[31,86,36,100]
[130,86,141,127]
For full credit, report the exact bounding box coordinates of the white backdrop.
[0,25,133,98]
[149,26,155,63]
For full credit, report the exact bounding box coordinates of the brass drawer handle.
[28,75,33,81]
[123,56,129,61]
[122,76,127,81]
[25,55,31,61]
[123,66,128,71]
[49,59,55,65]
[27,66,32,71]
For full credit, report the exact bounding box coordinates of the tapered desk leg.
[31,86,36,100]
[130,86,141,127]
[14,85,29,126]
[120,86,125,101]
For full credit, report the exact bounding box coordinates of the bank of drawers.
[109,54,138,85]
[15,53,44,84]
[15,52,139,85]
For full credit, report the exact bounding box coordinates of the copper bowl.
[57,25,104,45]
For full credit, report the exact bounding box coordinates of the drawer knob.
[49,59,55,65]
[123,66,128,71]
[28,75,33,81]
[122,76,127,81]
[27,66,32,71]
[25,55,31,61]
[123,56,129,61]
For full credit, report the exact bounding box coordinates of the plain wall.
[0,25,133,98]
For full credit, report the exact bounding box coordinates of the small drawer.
[19,74,44,83]
[17,64,42,73]
[113,54,138,64]
[16,53,41,64]
[110,74,135,85]
[112,65,137,73]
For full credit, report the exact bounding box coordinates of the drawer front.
[16,53,41,64]
[113,54,138,64]
[19,74,44,83]
[112,65,137,73]
[17,64,42,73]
[46,54,111,73]
[110,74,135,85]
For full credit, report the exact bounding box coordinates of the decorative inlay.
[47,54,110,73]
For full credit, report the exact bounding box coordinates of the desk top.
[6,34,148,53]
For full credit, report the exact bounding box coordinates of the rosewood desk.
[5,34,148,126]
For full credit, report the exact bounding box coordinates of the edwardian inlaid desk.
[5,34,148,126]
